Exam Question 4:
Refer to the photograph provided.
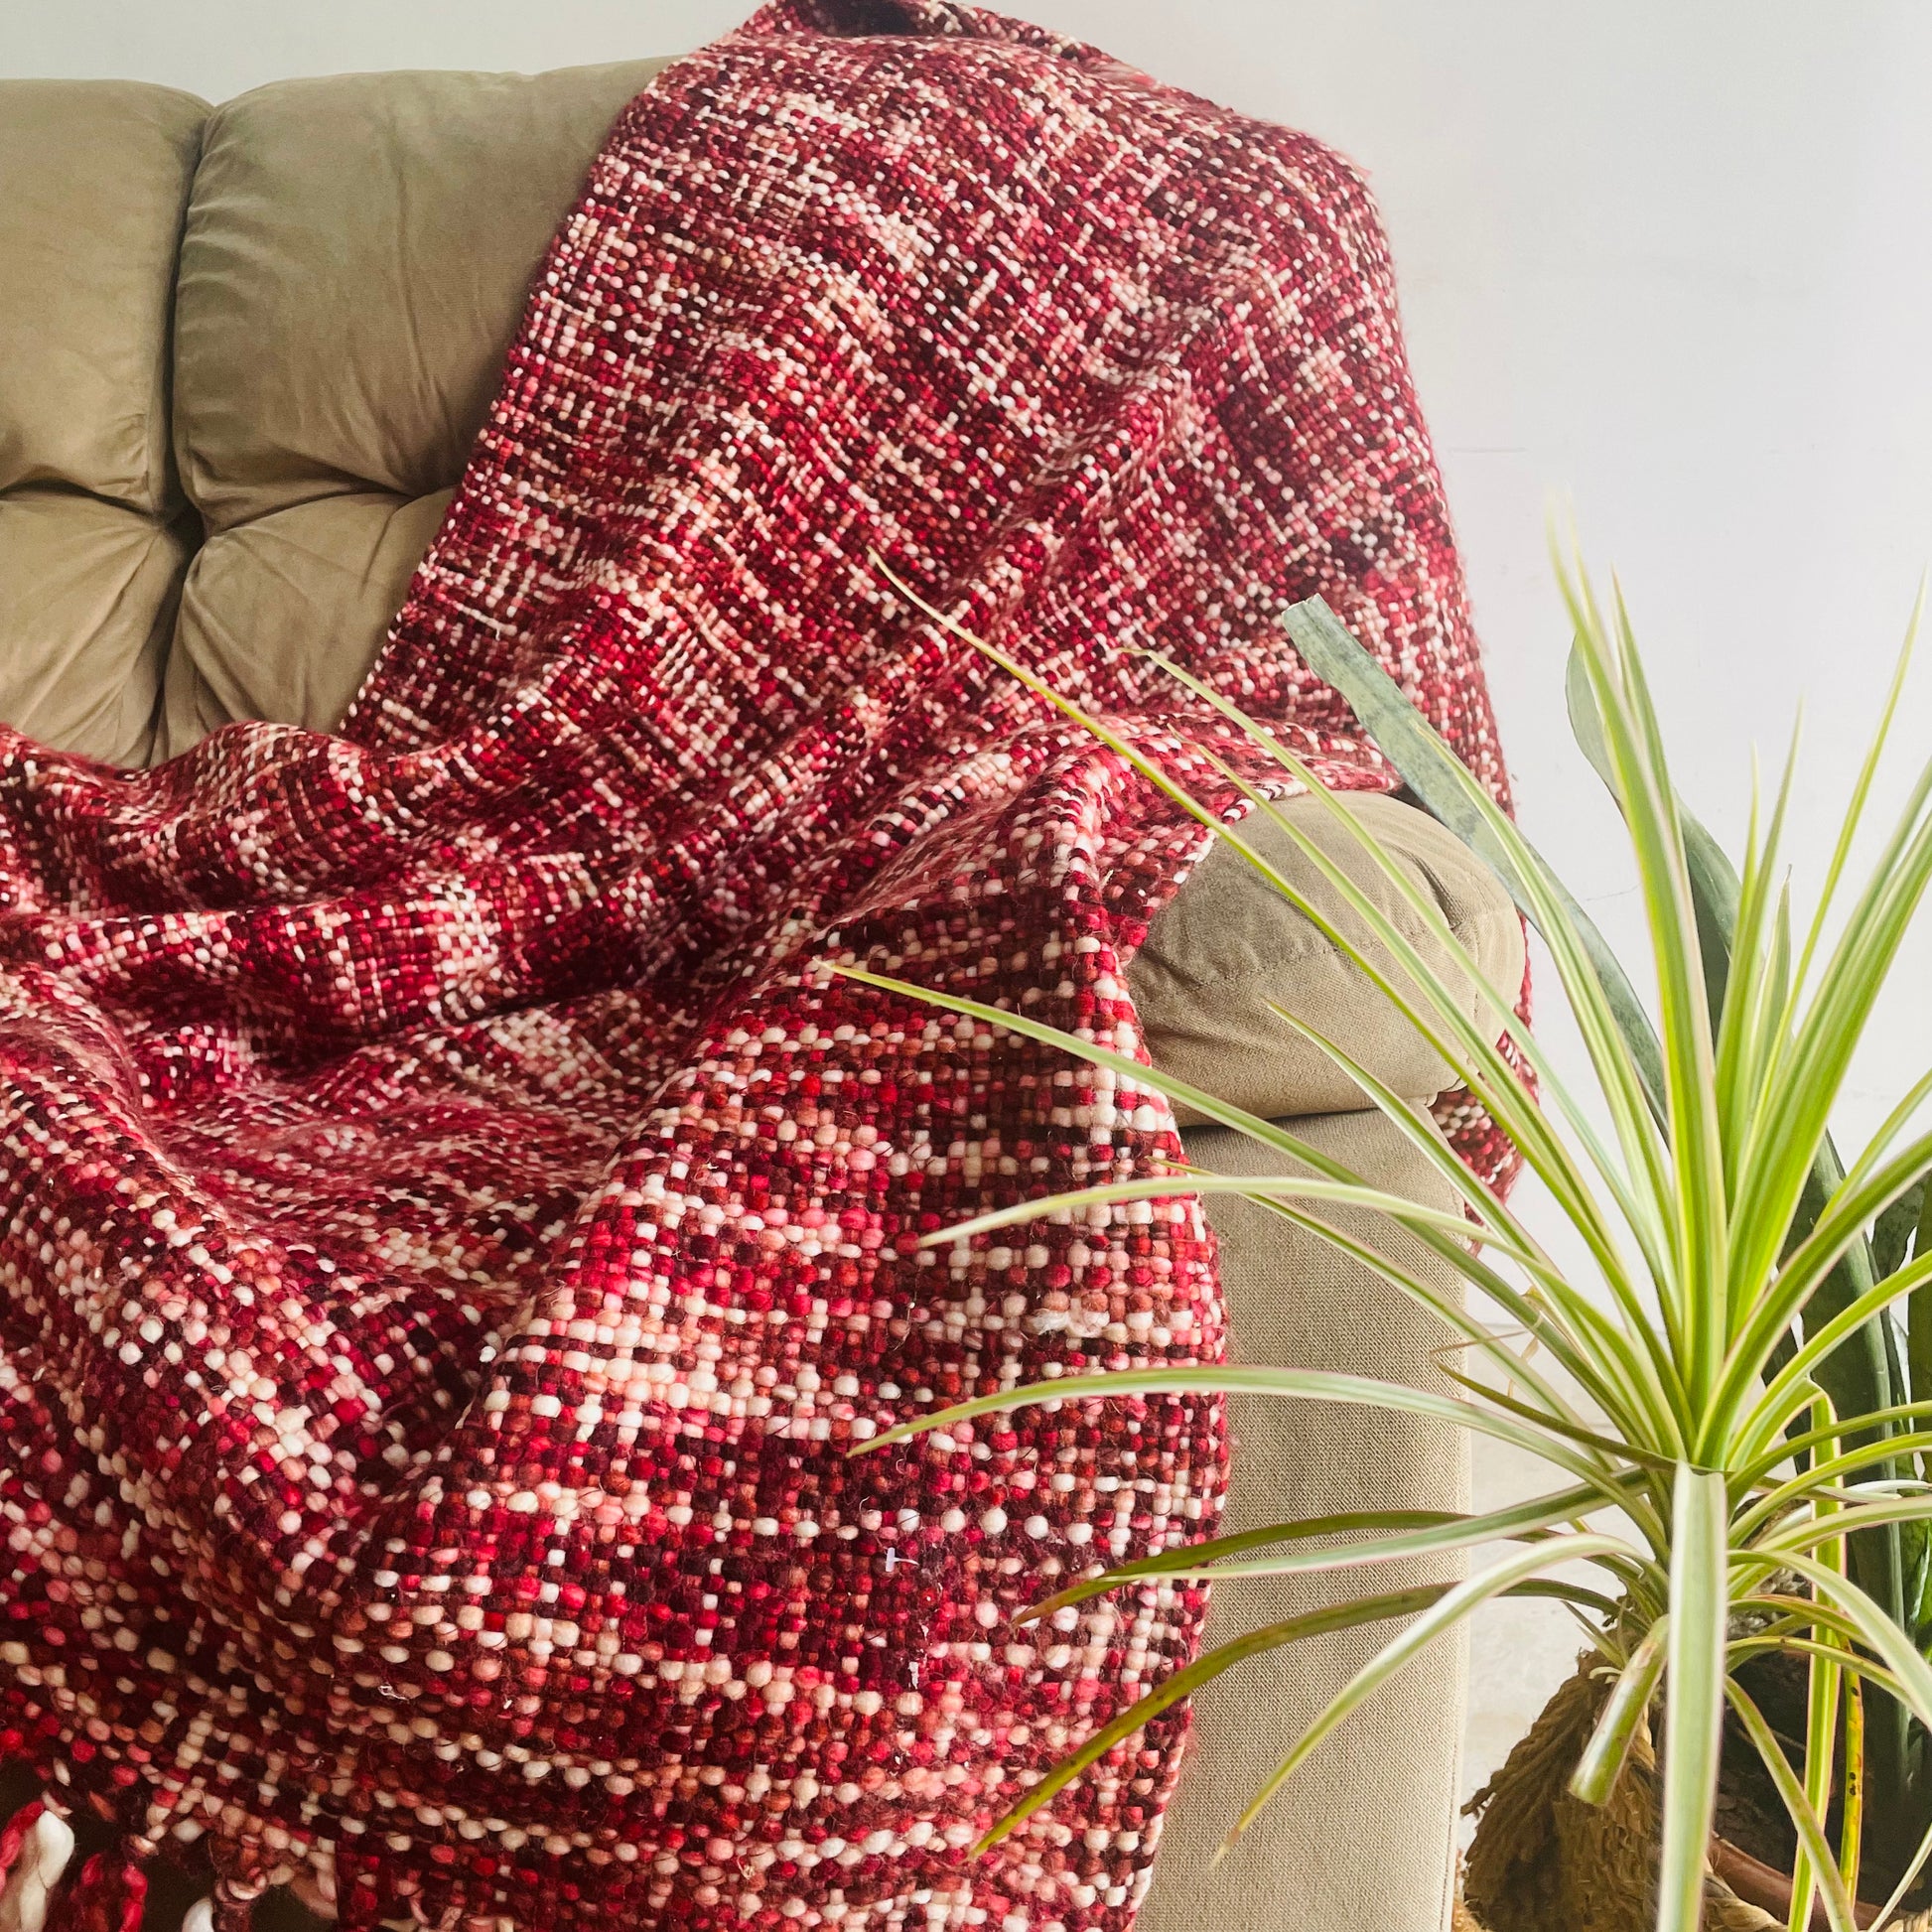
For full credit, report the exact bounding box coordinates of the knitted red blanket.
[0,5,1509,1929]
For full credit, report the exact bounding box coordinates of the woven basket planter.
[1456,1656,1932,1932]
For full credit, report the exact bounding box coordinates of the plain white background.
[14,0,1932,1807]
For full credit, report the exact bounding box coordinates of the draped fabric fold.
[0,5,1509,1926]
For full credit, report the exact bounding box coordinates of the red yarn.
[53,1855,147,1932]
[0,4,1512,1927]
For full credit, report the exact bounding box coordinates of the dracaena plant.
[840,557,1932,1932]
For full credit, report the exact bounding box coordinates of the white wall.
[12,0,1932,1192]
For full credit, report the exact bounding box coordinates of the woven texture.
[0,4,1510,1928]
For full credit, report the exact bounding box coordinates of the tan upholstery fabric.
[173,60,674,533]
[155,58,672,759]
[1142,1111,1468,1932]
[0,80,207,511]
[161,489,453,752]
[1131,791,1525,1122]
[0,79,207,764]
[0,490,195,767]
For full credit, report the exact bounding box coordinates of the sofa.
[0,56,1523,1932]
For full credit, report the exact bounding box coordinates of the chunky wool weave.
[0,4,1512,1929]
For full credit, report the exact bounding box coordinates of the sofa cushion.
[1129,790,1524,1120]
[155,58,672,759]
[0,80,207,513]
[172,59,674,535]
[0,490,194,767]
[0,80,207,765]
[160,489,453,754]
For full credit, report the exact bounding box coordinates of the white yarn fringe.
[0,1812,74,1932]
[181,1897,215,1932]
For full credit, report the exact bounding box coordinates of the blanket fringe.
[0,1809,47,1893]
[0,1809,74,1932]
[179,1885,256,1932]
[210,1878,260,1932]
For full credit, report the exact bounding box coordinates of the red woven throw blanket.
[0,5,1510,1928]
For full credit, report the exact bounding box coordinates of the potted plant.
[838,556,1932,1931]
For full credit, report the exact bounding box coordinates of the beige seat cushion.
[0,80,208,765]
[1131,790,1524,1121]
[158,58,673,759]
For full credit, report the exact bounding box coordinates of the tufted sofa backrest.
[0,59,671,766]
[0,80,207,764]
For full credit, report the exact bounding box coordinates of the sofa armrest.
[1138,1110,1468,1932]
[1128,790,1525,1124]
